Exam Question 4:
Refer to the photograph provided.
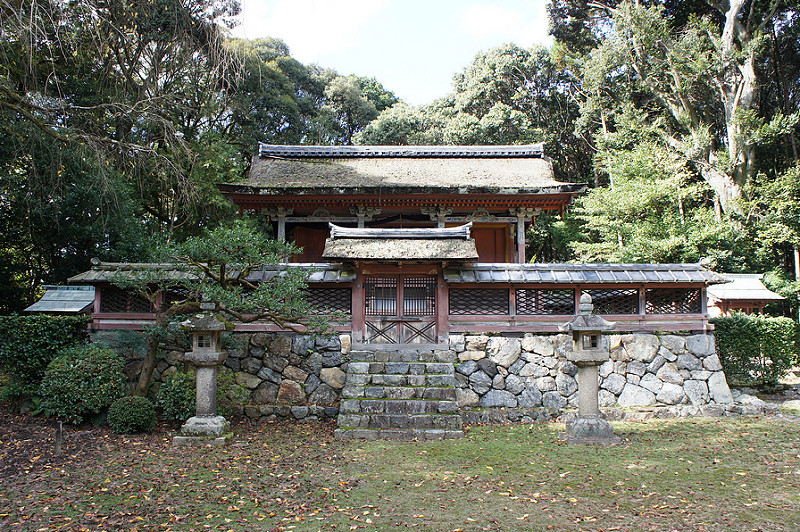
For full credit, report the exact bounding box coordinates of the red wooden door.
[363,275,437,344]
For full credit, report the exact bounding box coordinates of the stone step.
[337,413,464,430]
[334,428,464,441]
[349,350,453,363]
[346,361,454,375]
[340,398,458,415]
[336,350,464,440]
[342,373,457,388]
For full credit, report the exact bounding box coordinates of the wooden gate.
[364,275,437,344]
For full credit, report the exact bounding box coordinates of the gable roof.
[707,274,784,301]
[224,143,583,195]
[24,285,95,313]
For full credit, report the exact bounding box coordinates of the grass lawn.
[1,412,798,531]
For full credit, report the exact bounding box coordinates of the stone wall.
[94,329,740,423]
[91,330,349,422]
[451,332,735,420]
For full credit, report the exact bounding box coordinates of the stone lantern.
[173,307,235,446]
[558,293,620,445]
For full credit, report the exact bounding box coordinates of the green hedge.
[39,346,127,424]
[0,315,90,396]
[712,314,799,386]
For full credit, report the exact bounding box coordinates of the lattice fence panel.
[585,288,638,315]
[307,287,351,313]
[449,289,509,315]
[516,289,575,315]
[100,287,153,313]
[403,277,436,316]
[645,288,702,314]
[365,277,398,316]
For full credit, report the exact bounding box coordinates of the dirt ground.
[0,402,167,478]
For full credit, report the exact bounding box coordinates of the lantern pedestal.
[564,364,620,444]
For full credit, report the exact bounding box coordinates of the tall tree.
[1,0,242,233]
[575,0,795,215]
[0,0,243,308]
[322,75,398,144]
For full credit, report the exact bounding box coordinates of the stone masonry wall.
[451,332,736,422]
[94,329,741,424]
[92,330,350,422]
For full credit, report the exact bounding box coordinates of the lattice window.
[365,277,397,316]
[515,288,575,315]
[585,288,638,314]
[449,288,509,315]
[164,286,197,307]
[403,277,436,316]
[99,286,153,313]
[646,288,702,314]
[307,287,351,313]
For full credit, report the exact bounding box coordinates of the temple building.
[73,144,720,344]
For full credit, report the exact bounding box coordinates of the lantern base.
[179,415,230,438]
[172,434,231,447]
[563,415,621,445]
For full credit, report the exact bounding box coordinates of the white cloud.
[233,0,391,63]
[460,2,552,47]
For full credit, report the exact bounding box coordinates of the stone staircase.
[334,350,464,440]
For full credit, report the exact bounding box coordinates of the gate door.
[364,275,437,344]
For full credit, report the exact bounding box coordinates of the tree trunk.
[134,334,159,397]
[701,164,743,216]
[715,0,758,214]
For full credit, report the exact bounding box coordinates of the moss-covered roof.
[234,144,576,193]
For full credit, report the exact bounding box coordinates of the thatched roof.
[322,238,479,261]
[231,144,579,194]
[322,222,479,260]
[68,261,356,284]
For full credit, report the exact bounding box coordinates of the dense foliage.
[156,371,196,421]
[0,2,395,311]
[712,314,799,386]
[39,346,127,423]
[0,315,89,399]
[107,396,158,434]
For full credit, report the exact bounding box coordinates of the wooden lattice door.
[364,275,437,344]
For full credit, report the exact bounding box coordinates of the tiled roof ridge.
[258,143,545,159]
[462,263,711,270]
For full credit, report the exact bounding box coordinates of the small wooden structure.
[707,274,784,316]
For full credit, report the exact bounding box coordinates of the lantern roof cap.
[559,294,616,332]
[180,312,234,332]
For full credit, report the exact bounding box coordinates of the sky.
[230,0,553,106]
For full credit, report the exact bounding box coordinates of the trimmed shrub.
[712,314,799,386]
[0,315,89,397]
[39,346,127,423]
[156,369,248,422]
[108,396,157,434]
